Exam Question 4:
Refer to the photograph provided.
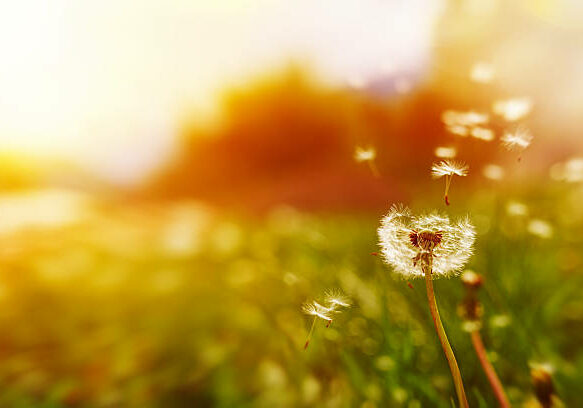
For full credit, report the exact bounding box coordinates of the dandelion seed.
[325,289,351,308]
[501,126,533,152]
[377,205,475,279]
[446,125,469,137]
[482,164,505,180]
[442,110,489,127]
[470,127,495,141]
[354,146,376,162]
[431,160,469,205]
[470,62,495,83]
[493,97,532,121]
[302,291,350,349]
[434,146,457,159]
[354,146,379,177]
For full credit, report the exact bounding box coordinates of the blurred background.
[0,0,582,406]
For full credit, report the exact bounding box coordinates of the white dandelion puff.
[493,97,532,122]
[377,205,476,279]
[379,206,475,406]
[431,160,469,205]
[501,127,533,154]
[470,127,495,142]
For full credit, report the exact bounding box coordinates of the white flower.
[501,127,533,151]
[378,205,476,278]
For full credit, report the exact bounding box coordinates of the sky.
[0,0,443,184]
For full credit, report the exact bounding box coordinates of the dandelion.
[493,97,532,121]
[470,126,495,141]
[302,289,350,349]
[325,289,351,308]
[354,146,380,177]
[458,271,511,408]
[501,127,533,151]
[530,362,562,408]
[470,62,495,83]
[442,110,489,127]
[378,205,475,408]
[431,160,469,205]
[434,146,457,159]
[446,124,469,137]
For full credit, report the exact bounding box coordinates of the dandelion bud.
[530,363,556,408]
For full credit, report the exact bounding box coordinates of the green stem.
[470,330,511,408]
[423,258,469,408]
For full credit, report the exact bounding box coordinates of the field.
[0,188,580,407]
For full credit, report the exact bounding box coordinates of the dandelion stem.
[423,258,469,408]
[470,330,510,408]
[304,316,317,350]
[444,175,453,205]
[367,160,380,178]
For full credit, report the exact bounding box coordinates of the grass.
[0,191,580,407]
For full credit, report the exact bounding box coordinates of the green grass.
[0,195,581,407]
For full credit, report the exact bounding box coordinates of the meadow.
[0,185,580,407]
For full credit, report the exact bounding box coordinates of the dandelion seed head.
[501,127,533,151]
[354,146,376,162]
[377,205,476,279]
[431,160,469,178]
[482,164,505,180]
[493,97,533,121]
[470,126,495,141]
[434,146,457,159]
[470,62,495,83]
